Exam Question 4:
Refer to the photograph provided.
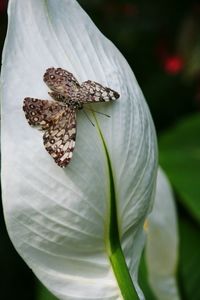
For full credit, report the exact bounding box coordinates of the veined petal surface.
[1,1,157,299]
[146,168,180,300]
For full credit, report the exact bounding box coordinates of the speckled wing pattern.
[43,67,80,103]
[79,80,120,104]
[43,109,76,168]
[23,98,76,167]
[23,67,119,167]
[23,98,66,129]
[43,67,120,105]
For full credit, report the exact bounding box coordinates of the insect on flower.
[23,67,120,168]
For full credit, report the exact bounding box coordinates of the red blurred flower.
[155,39,184,75]
[164,55,184,75]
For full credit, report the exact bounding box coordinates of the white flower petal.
[1,0,157,299]
[145,168,180,300]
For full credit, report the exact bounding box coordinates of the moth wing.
[23,98,65,130]
[43,67,80,99]
[43,108,76,168]
[79,80,120,104]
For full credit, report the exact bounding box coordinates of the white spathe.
[1,1,157,299]
[146,168,180,300]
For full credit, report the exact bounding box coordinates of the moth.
[23,67,120,167]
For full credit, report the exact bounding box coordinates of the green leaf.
[179,213,200,300]
[94,115,139,299]
[159,114,200,223]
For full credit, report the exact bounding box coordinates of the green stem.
[94,115,139,300]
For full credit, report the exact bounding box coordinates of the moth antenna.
[85,108,110,118]
[83,109,95,127]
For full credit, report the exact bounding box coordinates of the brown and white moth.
[23,67,120,167]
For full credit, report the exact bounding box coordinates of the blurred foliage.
[1,0,200,299]
[178,212,200,300]
[159,114,200,223]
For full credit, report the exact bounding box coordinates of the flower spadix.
[1,1,157,299]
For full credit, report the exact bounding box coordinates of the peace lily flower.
[1,1,157,299]
[145,168,180,300]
